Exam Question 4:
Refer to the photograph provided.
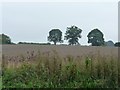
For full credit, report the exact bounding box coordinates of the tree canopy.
[0,34,11,44]
[87,29,104,46]
[64,25,82,45]
[48,29,63,45]
[114,42,120,47]
[104,40,114,47]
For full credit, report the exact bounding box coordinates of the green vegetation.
[1,27,119,46]
[87,29,105,46]
[64,25,82,45]
[48,29,63,45]
[2,50,119,88]
[0,34,11,44]
[114,42,120,47]
[18,42,51,45]
[0,77,2,89]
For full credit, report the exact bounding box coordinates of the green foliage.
[0,34,11,44]
[87,29,105,46]
[18,42,51,45]
[64,25,82,45]
[85,57,91,69]
[114,42,120,47]
[0,77,2,89]
[48,29,63,45]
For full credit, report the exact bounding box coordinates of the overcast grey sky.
[1,1,118,45]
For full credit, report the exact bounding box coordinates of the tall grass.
[2,50,119,88]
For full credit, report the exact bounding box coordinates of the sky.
[0,0,119,45]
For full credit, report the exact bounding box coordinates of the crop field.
[2,44,119,57]
[1,45,120,88]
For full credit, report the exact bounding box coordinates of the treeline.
[0,25,120,47]
[47,25,120,47]
[18,42,51,45]
[0,34,51,45]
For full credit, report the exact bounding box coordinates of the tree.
[104,40,114,47]
[48,29,63,45]
[64,25,82,45]
[114,42,120,47]
[87,29,104,46]
[0,34,11,44]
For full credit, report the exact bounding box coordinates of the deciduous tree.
[48,29,63,45]
[64,25,82,45]
[87,29,104,46]
[0,34,11,44]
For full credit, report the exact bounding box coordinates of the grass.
[2,50,119,88]
[0,77,2,89]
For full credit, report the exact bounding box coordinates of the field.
[1,45,120,88]
[2,44,119,57]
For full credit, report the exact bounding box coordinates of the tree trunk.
[54,41,56,45]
